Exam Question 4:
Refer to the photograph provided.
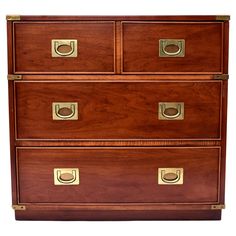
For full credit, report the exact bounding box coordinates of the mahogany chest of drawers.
[7,15,229,220]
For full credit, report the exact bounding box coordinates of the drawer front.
[122,22,223,73]
[17,147,220,203]
[13,22,115,73]
[15,80,221,140]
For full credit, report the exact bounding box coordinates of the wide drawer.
[17,147,220,204]
[122,22,223,73]
[15,80,222,140]
[13,22,115,73]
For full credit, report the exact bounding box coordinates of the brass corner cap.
[213,74,229,81]
[216,15,230,21]
[6,15,21,21]
[12,205,26,211]
[7,74,22,81]
[211,204,225,210]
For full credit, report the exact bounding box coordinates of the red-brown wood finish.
[122,22,223,74]
[220,80,228,203]
[13,22,115,74]
[15,140,221,147]
[7,20,18,205]
[7,21,14,74]
[15,210,221,221]
[18,74,217,80]
[17,15,228,21]
[17,147,220,204]
[223,22,229,73]
[7,15,229,221]
[8,81,18,205]
[15,80,222,140]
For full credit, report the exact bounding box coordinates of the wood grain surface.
[14,22,115,73]
[122,22,223,73]
[7,15,229,220]
[17,147,220,204]
[15,80,222,140]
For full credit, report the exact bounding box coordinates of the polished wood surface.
[12,202,222,211]
[15,80,221,140]
[8,81,18,205]
[20,74,217,80]
[7,15,229,220]
[122,22,223,73]
[15,210,221,220]
[15,140,221,147]
[7,21,13,74]
[17,147,220,203]
[14,22,115,74]
[220,81,228,203]
[12,19,227,75]
[18,15,229,21]
[223,22,229,73]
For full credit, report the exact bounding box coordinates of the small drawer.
[13,22,115,74]
[15,80,222,140]
[17,147,220,204]
[122,22,223,73]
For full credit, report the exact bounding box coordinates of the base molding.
[15,210,221,221]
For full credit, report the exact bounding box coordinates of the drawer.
[15,80,222,140]
[17,147,220,204]
[122,22,223,73]
[13,22,115,73]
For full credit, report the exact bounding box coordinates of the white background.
[0,0,235,235]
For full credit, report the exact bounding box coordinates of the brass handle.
[52,102,78,120]
[51,39,78,57]
[55,104,75,119]
[159,39,185,57]
[158,102,184,120]
[161,104,181,119]
[158,168,184,185]
[54,168,79,185]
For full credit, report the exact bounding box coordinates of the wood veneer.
[7,15,229,220]
[15,80,221,140]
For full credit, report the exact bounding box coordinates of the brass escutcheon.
[51,39,78,57]
[52,102,78,120]
[159,39,185,57]
[158,102,184,120]
[54,168,80,185]
[158,168,184,185]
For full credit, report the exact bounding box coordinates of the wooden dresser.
[7,15,229,220]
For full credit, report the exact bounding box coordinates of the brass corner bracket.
[6,15,21,21]
[216,15,230,21]
[12,205,26,211]
[213,74,229,81]
[211,204,225,210]
[7,75,22,81]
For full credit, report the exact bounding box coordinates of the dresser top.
[6,15,230,21]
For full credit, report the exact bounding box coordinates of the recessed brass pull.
[158,168,184,185]
[51,39,77,57]
[158,102,184,120]
[52,102,78,120]
[54,168,79,185]
[159,39,185,57]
